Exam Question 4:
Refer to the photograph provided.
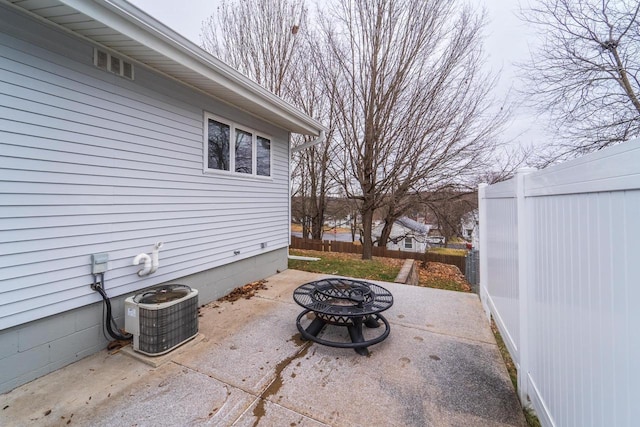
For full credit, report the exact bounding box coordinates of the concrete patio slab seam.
[388,321,498,346]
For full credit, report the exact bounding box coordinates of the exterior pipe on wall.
[149,242,163,274]
[133,242,163,276]
[133,253,152,276]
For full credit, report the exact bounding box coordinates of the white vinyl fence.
[479,139,640,427]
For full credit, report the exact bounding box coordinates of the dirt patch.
[217,280,268,303]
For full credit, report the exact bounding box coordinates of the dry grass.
[289,249,472,293]
[427,247,468,256]
[491,320,542,427]
[288,249,403,282]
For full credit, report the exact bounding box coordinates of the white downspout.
[288,130,326,260]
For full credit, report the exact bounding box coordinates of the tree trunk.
[311,206,324,240]
[302,217,310,239]
[349,207,359,242]
[361,208,374,260]
[378,218,396,248]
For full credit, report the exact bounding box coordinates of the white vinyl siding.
[0,18,290,330]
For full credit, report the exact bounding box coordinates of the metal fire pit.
[293,278,393,355]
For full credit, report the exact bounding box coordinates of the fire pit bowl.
[293,278,394,355]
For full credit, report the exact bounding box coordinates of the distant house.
[0,0,324,393]
[461,209,479,248]
[372,217,432,253]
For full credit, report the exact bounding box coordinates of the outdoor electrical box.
[91,253,109,274]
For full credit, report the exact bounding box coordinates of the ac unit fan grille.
[138,295,198,355]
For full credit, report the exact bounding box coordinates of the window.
[404,237,413,249]
[207,119,230,171]
[235,129,253,174]
[204,113,271,178]
[257,136,271,176]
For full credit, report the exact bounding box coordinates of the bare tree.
[202,0,337,241]
[201,0,307,97]
[474,144,534,185]
[519,0,640,162]
[321,0,507,259]
[289,36,341,240]
[424,189,477,246]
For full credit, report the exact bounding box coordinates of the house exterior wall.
[0,248,287,394]
[461,209,479,248]
[372,224,428,253]
[0,5,291,393]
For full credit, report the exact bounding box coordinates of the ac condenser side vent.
[125,285,198,356]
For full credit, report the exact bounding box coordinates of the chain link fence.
[464,249,479,293]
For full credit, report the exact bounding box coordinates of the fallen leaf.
[217,280,268,302]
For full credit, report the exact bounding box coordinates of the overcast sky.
[128,0,545,149]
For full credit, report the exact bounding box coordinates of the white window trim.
[203,112,273,179]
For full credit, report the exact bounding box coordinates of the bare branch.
[518,0,640,160]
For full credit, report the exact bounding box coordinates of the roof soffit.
[5,0,324,136]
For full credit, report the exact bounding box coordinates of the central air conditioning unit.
[124,284,199,356]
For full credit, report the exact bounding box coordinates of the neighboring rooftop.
[395,217,431,234]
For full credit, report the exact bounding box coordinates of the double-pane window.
[205,113,271,177]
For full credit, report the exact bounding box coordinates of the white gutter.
[292,130,326,153]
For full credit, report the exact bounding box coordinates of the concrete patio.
[0,269,526,426]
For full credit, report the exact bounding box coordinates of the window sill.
[203,168,273,182]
